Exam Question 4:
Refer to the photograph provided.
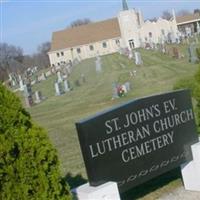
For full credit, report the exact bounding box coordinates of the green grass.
[25,45,199,199]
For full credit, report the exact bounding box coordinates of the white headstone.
[19,75,24,91]
[57,71,63,83]
[41,73,46,81]
[55,82,62,96]
[197,22,200,34]
[135,52,143,65]
[95,57,102,72]
[35,91,42,103]
[64,79,70,92]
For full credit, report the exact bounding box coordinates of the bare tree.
[0,43,24,81]
[162,10,172,20]
[194,9,200,15]
[36,41,51,68]
[70,18,91,28]
[37,41,51,55]
[177,10,191,16]
[147,17,157,22]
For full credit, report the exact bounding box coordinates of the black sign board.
[76,90,199,193]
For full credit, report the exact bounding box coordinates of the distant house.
[176,13,200,36]
[48,0,179,67]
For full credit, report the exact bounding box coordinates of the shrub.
[0,84,72,200]
[173,66,200,133]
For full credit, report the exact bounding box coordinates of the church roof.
[49,18,121,52]
[176,13,200,25]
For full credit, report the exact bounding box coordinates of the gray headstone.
[135,52,143,65]
[18,75,24,91]
[112,83,119,99]
[95,57,102,72]
[188,44,198,64]
[25,96,33,107]
[64,79,70,92]
[55,82,64,96]
[23,83,32,97]
[57,71,63,83]
[35,91,42,103]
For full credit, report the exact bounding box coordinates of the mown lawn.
[26,44,199,199]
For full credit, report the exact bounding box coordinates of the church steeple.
[122,0,129,11]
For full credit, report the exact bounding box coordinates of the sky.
[1,0,199,55]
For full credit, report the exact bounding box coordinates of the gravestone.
[188,44,198,64]
[197,22,200,34]
[76,90,199,193]
[134,52,143,65]
[195,35,199,44]
[172,47,179,59]
[46,70,52,77]
[18,75,24,91]
[55,82,64,96]
[64,79,70,92]
[95,56,102,72]
[24,96,34,107]
[124,82,131,91]
[112,83,119,100]
[23,83,32,97]
[41,73,46,81]
[24,83,33,107]
[57,71,63,83]
[35,91,42,103]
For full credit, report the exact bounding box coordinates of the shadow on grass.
[64,173,87,189]
[121,167,182,200]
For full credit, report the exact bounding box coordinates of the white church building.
[48,0,179,67]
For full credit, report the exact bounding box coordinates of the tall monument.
[122,0,129,11]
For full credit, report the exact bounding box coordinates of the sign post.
[75,90,199,194]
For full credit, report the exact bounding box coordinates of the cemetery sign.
[76,90,199,192]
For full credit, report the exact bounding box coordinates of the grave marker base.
[181,140,200,192]
[72,181,120,200]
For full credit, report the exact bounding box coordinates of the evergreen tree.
[0,84,71,200]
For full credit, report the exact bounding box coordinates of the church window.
[57,62,60,66]
[115,39,120,45]
[161,29,165,35]
[77,48,81,53]
[57,52,60,57]
[102,42,107,48]
[61,52,64,56]
[89,45,94,51]
[149,32,152,38]
[128,39,135,49]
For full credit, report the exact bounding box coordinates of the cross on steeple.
[122,0,129,11]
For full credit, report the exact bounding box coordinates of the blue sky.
[1,0,199,55]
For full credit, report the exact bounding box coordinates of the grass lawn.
[26,44,199,199]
